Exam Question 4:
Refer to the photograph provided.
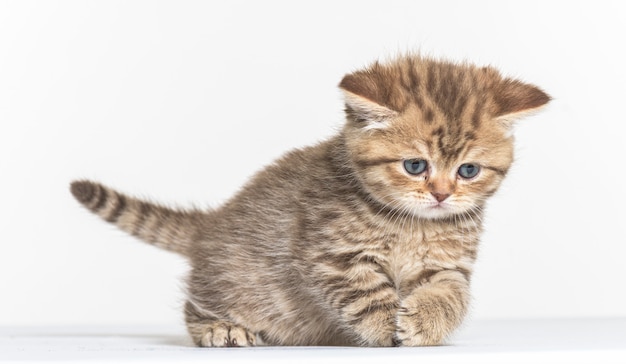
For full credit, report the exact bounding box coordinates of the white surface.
[1,0,626,327]
[1,319,625,363]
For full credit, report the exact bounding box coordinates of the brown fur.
[70,54,549,347]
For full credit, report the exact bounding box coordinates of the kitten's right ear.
[492,78,551,129]
[339,73,397,129]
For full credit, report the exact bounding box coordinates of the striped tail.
[70,180,204,257]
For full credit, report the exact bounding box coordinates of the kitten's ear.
[339,73,397,129]
[493,78,551,128]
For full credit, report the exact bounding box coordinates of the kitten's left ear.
[339,73,397,129]
[493,78,551,128]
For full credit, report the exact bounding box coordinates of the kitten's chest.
[381,222,477,287]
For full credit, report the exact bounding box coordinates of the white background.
[1,0,624,327]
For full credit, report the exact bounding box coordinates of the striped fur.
[70,180,203,256]
[70,54,549,347]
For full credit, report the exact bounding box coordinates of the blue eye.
[458,163,480,179]
[403,159,428,175]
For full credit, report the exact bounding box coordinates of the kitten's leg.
[184,301,259,347]
[396,269,470,346]
[314,258,399,346]
[344,293,399,347]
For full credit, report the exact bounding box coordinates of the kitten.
[71,54,550,347]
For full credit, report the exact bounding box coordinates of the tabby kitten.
[71,54,549,347]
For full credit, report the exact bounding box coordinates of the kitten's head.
[339,55,550,220]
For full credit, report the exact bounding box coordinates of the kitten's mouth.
[428,204,452,215]
[403,201,456,220]
[398,199,462,220]
[428,201,450,210]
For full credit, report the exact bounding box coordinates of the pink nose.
[431,192,450,202]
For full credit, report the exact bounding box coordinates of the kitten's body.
[71,55,549,347]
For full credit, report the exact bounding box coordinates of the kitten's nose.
[431,192,450,202]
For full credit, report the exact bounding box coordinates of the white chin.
[413,206,457,220]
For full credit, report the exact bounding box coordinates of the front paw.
[395,299,461,346]
[197,321,258,347]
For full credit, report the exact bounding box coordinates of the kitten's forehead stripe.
[426,62,437,97]
[471,98,484,128]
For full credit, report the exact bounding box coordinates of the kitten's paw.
[198,321,257,347]
[395,309,428,346]
[395,303,450,346]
